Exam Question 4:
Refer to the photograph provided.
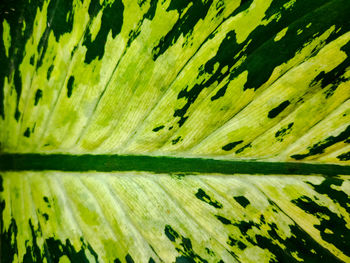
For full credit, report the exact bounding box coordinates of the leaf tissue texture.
[1,0,350,262]
[1,172,350,262]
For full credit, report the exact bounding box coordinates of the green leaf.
[1,0,350,262]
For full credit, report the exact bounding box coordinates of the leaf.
[1,172,350,262]
[1,0,350,262]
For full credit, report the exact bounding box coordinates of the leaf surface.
[1,0,350,261]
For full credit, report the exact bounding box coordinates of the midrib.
[0,154,349,176]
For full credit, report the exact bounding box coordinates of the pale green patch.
[22,17,26,32]
[274,27,288,42]
[179,2,193,19]
[233,0,274,43]
[89,11,103,42]
[58,255,71,263]
[2,19,11,57]
[283,0,296,10]
[290,251,303,262]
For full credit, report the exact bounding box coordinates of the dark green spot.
[125,254,134,263]
[67,76,74,98]
[324,85,339,99]
[34,89,43,106]
[268,100,290,119]
[23,128,31,138]
[47,65,54,80]
[222,140,243,151]
[195,189,223,209]
[172,136,182,145]
[83,0,124,63]
[211,83,229,101]
[42,213,49,220]
[71,45,78,58]
[234,220,254,236]
[235,143,251,154]
[14,70,22,121]
[227,237,247,250]
[165,224,179,242]
[275,122,294,142]
[30,55,35,65]
[205,247,214,256]
[233,196,250,208]
[43,196,51,208]
[337,151,350,161]
[152,125,165,132]
[215,215,232,225]
[14,110,21,122]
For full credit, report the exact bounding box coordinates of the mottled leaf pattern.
[1,0,350,262]
[1,172,350,262]
[0,0,349,162]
